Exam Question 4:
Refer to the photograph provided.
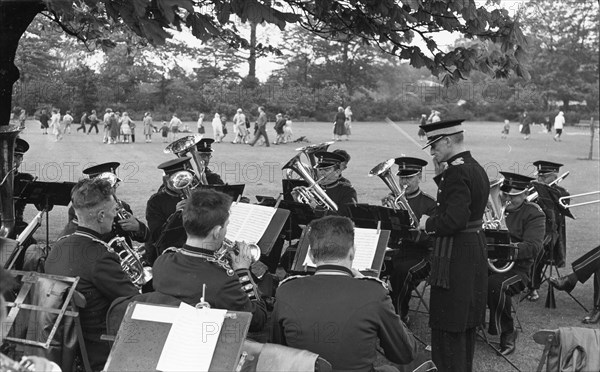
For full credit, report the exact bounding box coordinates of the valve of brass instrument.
[217,238,261,269]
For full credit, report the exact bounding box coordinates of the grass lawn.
[13,118,600,371]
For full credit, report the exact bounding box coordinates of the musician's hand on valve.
[118,214,140,232]
[175,198,187,211]
[418,215,429,231]
[230,242,253,270]
[381,194,394,207]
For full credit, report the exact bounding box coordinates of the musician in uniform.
[11,138,35,241]
[550,246,600,324]
[417,119,489,372]
[313,151,357,208]
[487,172,546,356]
[152,189,267,332]
[385,157,436,323]
[145,157,195,261]
[178,138,225,185]
[271,216,418,371]
[45,178,139,371]
[527,160,570,302]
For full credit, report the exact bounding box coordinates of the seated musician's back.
[45,178,140,371]
[152,189,267,331]
[271,216,417,372]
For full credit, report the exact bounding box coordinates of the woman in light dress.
[50,108,62,141]
[120,112,133,143]
[344,106,352,140]
[212,113,224,142]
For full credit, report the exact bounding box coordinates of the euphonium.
[282,153,338,211]
[107,236,153,286]
[369,159,418,228]
[484,177,514,273]
[164,135,206,185]
[0,125,21,238]
[286,141,335,179]
[215,238,261,264]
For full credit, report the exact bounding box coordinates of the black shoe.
[549,274,577,293]
[499,330,518,356]
[583,308,600,324]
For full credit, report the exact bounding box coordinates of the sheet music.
[131,303,178,323]
[302,228,381,271]
[156,303,227,372]
[225,202,276,243]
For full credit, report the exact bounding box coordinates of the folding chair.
[2,270,91,372]
[410,281,430,315]
[533,328,600,372]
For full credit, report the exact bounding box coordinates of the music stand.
[345,203,412,245]
[276,200,316,242]
[199,184,246,200]
[15,181,75,247]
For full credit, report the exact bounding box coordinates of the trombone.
[559,191,600,208]
[526,171,569,202]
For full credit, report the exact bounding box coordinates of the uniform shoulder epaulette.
[278,274,305,287]
[526,201,545,215]
[357,276,389,291]
[162,247,179,255]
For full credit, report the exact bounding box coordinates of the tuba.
[1,125,21,238]
[369,159,418,228]
[107,236,153,286]
[164,135,206,185]
[484,178,514,273]
[287,141,335,179]
[282,153,338,211]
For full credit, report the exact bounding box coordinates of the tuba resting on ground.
[107,236,153,287]
[484,178,515,273]
[1,125,21,238]
[282,153,338,211]
[369,159,418,228]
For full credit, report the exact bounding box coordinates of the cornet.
[215,238,261,263]
[107,236,153,286]
[369,159,418,228]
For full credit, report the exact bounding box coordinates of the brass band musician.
[45,178,140,370]
[386,157,436,323]
[60,162,149,245]
[11,138,35,243]
[151,189,267,332]
[312,151,357,208]
[487,172,546,356]
[527,160,570,302]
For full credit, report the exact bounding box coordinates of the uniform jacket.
[152,245,267,331]
[271,265,417,372]
[12,172,35,238]
[44,226,139,369]
[425,151,489,235]
[323,180,357,209]
[506,201,546,277]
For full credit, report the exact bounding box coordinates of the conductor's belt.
[459,219,482,233]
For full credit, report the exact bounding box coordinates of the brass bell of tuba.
[369,159,419,228]
[0,125,21,238]
[484,177,514,273]
[107,236,153,286]
[164,135,207,185]
[282,153,338,211]
[167,170,197,199]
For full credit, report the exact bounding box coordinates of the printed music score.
[156,303,227,372]
[303,227,381,271]
[226,202,277,243]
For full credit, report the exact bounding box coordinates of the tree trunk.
[248,22,257,78]
[588,117,596,160]
[0,2,44,126]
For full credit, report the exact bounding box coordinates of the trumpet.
[282,153,338,211]
[215,238,261,264]
[369,159,418,228]
[107,236,153,286]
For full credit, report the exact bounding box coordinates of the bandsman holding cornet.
[487,172,545,356]
[152,189,267,332]
[383,157,436,324]
[60,162,149,245]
